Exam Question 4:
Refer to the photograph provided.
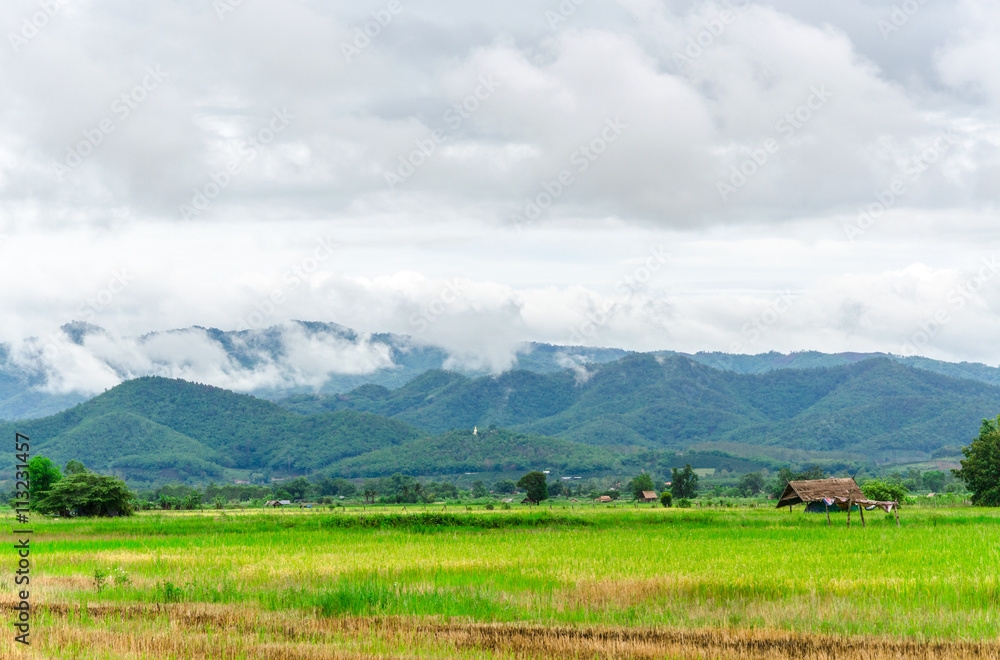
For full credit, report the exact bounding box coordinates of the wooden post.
[858,502,865,529]
[825,501,830,527]
[894,503,900,527]
[846,498,852,528]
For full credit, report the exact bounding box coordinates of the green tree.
[954,416,1000,506]
[27,456,62,510]
[738,472,765,496]
[659,491,673,507]
[282,477,312,501]
[516,471,548,503]
[471,480,487,498]
[64,459,87,475]
[860,479,908,503]
[628,472,655,500]
[34,472,134,517]
[493,479,517,494]
[922,470,947,493]
[670,464,699,499]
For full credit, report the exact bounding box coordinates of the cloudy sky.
[2,0,1000,384]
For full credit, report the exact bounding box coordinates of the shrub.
[677,498,692,508]
[484,503,494,510]
[861,479,908,504]
[659,492,672,507]
[501,503,511,510]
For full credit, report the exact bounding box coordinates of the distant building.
[596,495,613,503]
[639,490,658,503]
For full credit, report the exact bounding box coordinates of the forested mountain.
[4,320,1000,423]
[281,355,999,467]
[2,354,997,486]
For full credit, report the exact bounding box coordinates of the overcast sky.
[2,0,1000,383]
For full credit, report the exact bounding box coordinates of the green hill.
[283,355,1000,467]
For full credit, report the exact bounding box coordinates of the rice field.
[3,504,1000,659]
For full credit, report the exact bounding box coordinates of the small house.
[639,490,658,503]
[775,478,900,527]
[596,495,613,503]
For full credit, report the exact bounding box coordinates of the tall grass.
[5,506,1000,658]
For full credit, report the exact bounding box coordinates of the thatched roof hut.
[775,478,900,527]
[639,491,658,503]
[776,478,864,508]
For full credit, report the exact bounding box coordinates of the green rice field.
[4,504,1000,659]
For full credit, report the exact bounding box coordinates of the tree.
[34,472,135,517]
[861,479,908,503]
[628,472,655,500]
[471,480,487,498]
[671,464,699,499]
[738,472,765,496]
[660,491,672,507]
[64,459,88,475]
[27,456,62,510]
[493,479,517,494]
[282,477,312,501]
[516,471,548,503]
[954,416,1000,506]
[922,470,946,493]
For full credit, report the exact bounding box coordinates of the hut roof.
[596,495,613,503]
[775,478,865,509]
[641,491,657,499]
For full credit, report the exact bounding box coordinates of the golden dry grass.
[3,600,999,660]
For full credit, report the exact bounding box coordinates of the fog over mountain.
[5,319,1000,421]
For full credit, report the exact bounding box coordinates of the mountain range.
[4,320,1000,423]
[1,349,994,487]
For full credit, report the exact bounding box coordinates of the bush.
[501,503,511,510]
[659,492,672,507]
[861,479,908,504]
[677,498,692,508]
[484,503,494,510]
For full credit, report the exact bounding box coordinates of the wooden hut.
[596,495,613,503]
[775,478,900,527]
[639,490,658,503]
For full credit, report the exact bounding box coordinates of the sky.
[2,0,1000,392]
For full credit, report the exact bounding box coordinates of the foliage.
[628,472,655,500]
[517,471,548,503]
[861,480,909,503]
[922,470,946,493]
[671,464,699,499]
[660,491,672,507]
[493,479,517,494]
[27,456,62,510]
[471,480,487,498]
[34,472,135,517]
[954,416,1000,506]
[738,471,765,496]
[64,459,87,475]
